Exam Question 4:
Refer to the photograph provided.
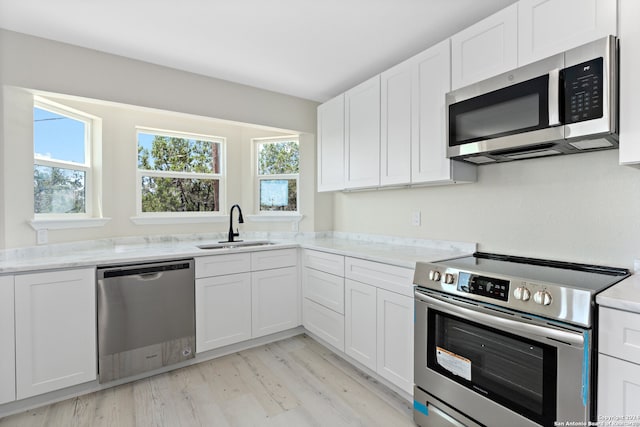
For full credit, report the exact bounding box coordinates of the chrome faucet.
[227,204,244,243]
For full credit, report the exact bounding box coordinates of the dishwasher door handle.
[136,272,163,281]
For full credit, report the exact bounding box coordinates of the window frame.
[33,98,94,219]
[253,136,300,215]
[135,127,226,217]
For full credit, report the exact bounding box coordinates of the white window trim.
[254,136,300,215]
[135,127,227,219]
[33,97,100,221]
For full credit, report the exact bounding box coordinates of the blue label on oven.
[414,400,429,416]
[582,330,589,407]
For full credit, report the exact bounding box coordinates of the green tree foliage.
[138,135,220,212]
[258,140,299,175]
[34,165,85,214]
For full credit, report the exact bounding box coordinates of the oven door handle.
[415,291,584,346]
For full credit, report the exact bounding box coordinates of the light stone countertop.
[597,274,640,313]
[0,232,476,274]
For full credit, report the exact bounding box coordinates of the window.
[255,137,299,213]
[33,100,93,216]
[137,128,225,214]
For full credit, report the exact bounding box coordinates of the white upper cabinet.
[317,94,345,192]
[618,0,640,165]
[381,58,413,186]
[451,3,518,90]
[0,275,15,405]
[381,40,476,186]
[14,268,96,399]
[518,0,617,66]
[412,39,476,184]
[344,75,381,189]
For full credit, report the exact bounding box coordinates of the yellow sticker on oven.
[436,347,471,381]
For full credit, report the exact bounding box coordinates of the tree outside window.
[137,130,224,214]
[255,137,299,212]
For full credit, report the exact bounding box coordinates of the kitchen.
[1,0,640,426]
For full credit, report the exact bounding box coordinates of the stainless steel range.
[413,252,629,427]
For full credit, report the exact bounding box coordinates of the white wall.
[0,29,333,248]
[335,150,640,267]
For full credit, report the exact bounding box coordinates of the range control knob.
[444,273,456,284]
[428,270,442,282]
[513,286,531,301]
[533,290,553,306]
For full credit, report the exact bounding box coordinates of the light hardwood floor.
[0,335,415,426]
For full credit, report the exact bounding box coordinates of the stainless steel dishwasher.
[97,259,195,383]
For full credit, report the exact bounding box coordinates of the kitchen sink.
[196,240,275,250]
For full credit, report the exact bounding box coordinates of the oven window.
[427,309,557,426]
[449,74,550,146]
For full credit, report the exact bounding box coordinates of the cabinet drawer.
[344,257,414,297]
[599,307,640,364]
[303,249,345,276]
[303,298,345,352]
[196,253,251,278]
[303,268,344,314]
[251,248,297,271]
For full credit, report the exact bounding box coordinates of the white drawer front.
[303,268,345,314]
[599,307,640,364]
[195,253,251,278]
[344,257,414,297]
[303,298,345,352]
[251,248,297,271]
[303,249,345,276]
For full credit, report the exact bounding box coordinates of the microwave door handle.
[548,68,561,126]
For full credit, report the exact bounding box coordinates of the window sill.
[130,215,228,226]
[245,214,303,223]
[30,217,111,230]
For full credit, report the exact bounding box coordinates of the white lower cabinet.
[196,272,252,352]
[345,279,377,371]
[0,275,15,405]
[598,354,640,416]
[376,289,413,394]
[14,268,96,399]
[196,249,299,353]
[598,306,640,417]
[252,266,298,338]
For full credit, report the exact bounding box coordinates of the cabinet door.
[317,94,345,191]
[377,289,413,395]
[381,58,412,186]
[0,275,15,405]
[15,268,96,399]
[251,267,299,338]
[412,39,455,183]
[345,75,381,189]
[598,354,640,418]
[344,279,377,371]
[196,273,251,352]
[518,0,617,66]
[451,3,518,90]
[619,0,640,165]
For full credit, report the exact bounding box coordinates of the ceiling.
[0,0,517,102]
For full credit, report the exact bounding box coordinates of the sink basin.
[197,240,275,250]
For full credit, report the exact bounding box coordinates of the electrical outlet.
[412,210,421,227]
[634,259,640,274]
[36,229,48,245]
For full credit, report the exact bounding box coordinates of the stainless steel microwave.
[446,36,618,164]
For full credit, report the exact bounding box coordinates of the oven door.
[414,290,590,427]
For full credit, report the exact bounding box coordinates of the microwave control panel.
[563,57,604,124]
[456,272,510,302]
